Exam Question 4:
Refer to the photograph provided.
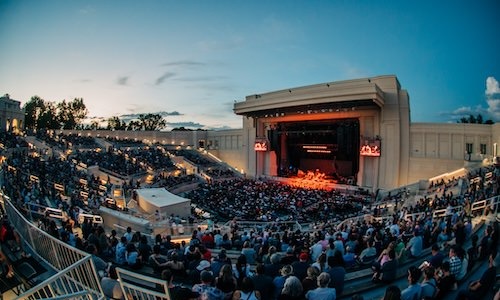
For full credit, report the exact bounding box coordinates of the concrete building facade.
[0,94,24,133]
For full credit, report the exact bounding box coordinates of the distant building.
[0,94,24,133]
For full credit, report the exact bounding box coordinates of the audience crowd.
[1,132,499,300]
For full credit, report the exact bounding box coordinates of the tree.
[138,113,167,131]
[57,98,88,129]
[107,116,127,130]
[457,114,493,124]
[126,120,142,131]
[23,96,59,130]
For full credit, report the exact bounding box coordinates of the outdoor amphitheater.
[0,130,498,300]
[0,76,499,300]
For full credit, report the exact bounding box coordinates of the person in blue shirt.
[401,266,422,300]
[406,231,423,258]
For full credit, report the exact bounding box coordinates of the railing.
[116,267,171,300]
[0,192,104,300]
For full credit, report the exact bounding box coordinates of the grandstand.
[0,131,499,299]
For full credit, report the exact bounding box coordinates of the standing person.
[232,277,261,300]
[305,272,336,300]
[401,266,422,300]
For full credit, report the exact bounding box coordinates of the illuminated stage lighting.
[302,145,328,149]
[306,149,331,153]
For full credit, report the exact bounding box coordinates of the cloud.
[120,111,183,119]
[116,76,129,86]
[167,121,204,129]
[486,76,500,95]
[485,76,500,121]
[155,72,176,85]
[161,60,205,67]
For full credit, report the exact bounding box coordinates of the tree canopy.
[457,114,494,124]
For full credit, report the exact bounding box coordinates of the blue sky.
[1,0,499,130]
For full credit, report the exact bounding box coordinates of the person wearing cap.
[401,266,422,300]
[190,260,212,285]
[273,265,293,300]
[291,252,310,281]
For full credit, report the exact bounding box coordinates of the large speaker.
[268,130,279,151]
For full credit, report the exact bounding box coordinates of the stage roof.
[135,188,190,207]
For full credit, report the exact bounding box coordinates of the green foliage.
[457,114,494,124]
[138,113,167,131]
[23,96,88,130]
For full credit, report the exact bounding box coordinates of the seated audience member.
[373,249,398,283]
[434,261,456,298]
[406,230,423,258]
[401,266,422,300]
[101,265,125,300]
[301,266,320,294]
[241,241,257,265]
[305,272,336,300]
[165,252,186,277]
[357,240,377,265]
[455,251,498,300]
[419,265,437,299]
[149,244,169,274]
[447,246,462,279]
[233,254,252,286]
[162,268,199,300]
[326,251,345,296]
[428,244,445,269]
[86,244,108,277]
[273,265,293,300]
[291,252,310,281]
[125,243,141,269]
[192,270,216,296]
[278,276,303,300]
[0,246,14,278]
[342,246,356,268]
[215,264,237,300]
[232,277,261,300]
[383,285,401,300]
[211,250,231,276]
[115,236,127,265]
[251,264,274,300]
[311,253,328,273]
